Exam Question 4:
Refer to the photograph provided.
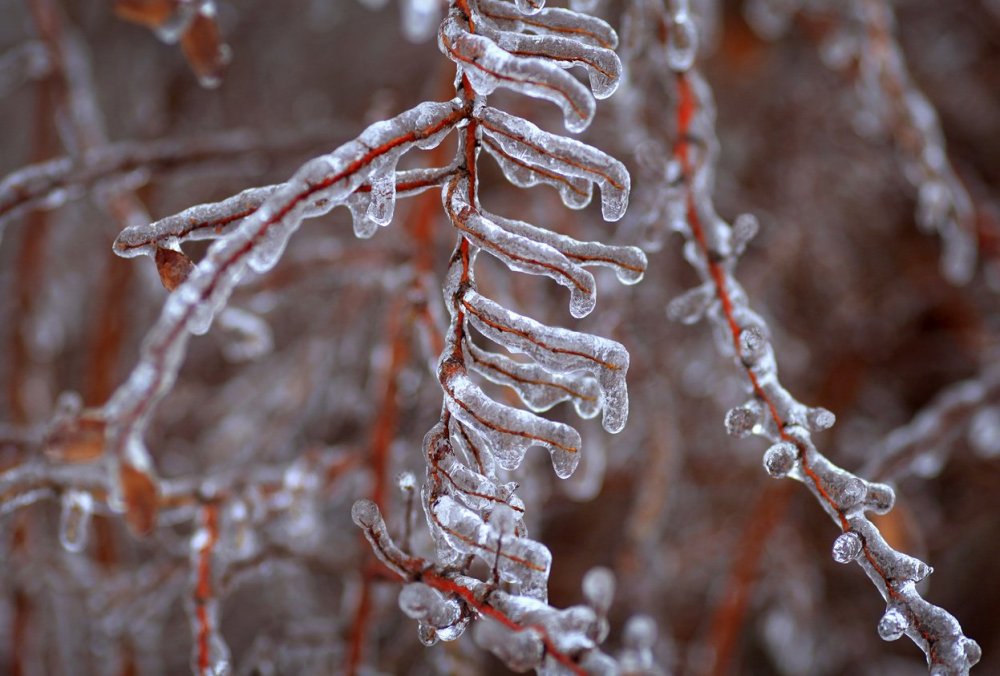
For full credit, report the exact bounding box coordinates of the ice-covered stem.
[811,0,977,284]
[352,499,624,675]
[0,123,353,233]
[862,367,1000,482]
[343,0,648,667]
[189,503,228,676]
[667,58,979,675]
[97,100,465,533]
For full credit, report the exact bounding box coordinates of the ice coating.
[441,368,582,478]
[487,210,646,285]
[430,494,552,598]
[113,187,279,259]
[103,100,463,483]
[482,136,595,211]
[476,0,618,50]
[440,17,595,133]
[446,178,597,317]
[476,19,622,99]
[425,423,525,514]
[461,291,630,434]
[478,106,630,221]
[58,489,94,553]
[467,340,602,419]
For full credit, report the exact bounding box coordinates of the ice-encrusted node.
[762,441,797,478]
[831,531,863,564]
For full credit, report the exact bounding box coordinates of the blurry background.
[0,0,998,674]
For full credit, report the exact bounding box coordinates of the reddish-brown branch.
[701,483,794,676]
[345,573,373,676]
[193,503,219,676]
[673,70,939,656]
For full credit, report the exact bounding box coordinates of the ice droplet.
[863,482,896,514]
[666,284,713,325]
[366,168,396,227]
[807,407,836,431]
[837,476,867,510]
[968,406,1000,458]
[417,623,439,646]
[351,498,380,528]
[738,326,767,364]
[582,567,615,614]
[961,637,983,666]
[623,615,657,649]
[831,531,863,564]
[397,471,418,492]
[725,404,759,439]
[877,606,908,641]
[59,490,94,553]
[762,441,797,478]
[731,213,759,255]
[666,16,698,72]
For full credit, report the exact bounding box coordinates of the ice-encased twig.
[661,35,980,676]
[101,100,466,527]
[862,367,1000,482]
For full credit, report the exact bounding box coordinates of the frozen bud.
[836,476,867,510]
[666,284,713,325]
[831,531,863,564]
[731,213,760,255]
[863,482,895,514]
[351,499,380,529]
[474,618,544,672]
[738,326,767,364]
[666,15,698,72]
[960,637,983,666]
[579,651,618,675]
[55,390,83,416]
[417,623,438,647]
[59,490,94,553]
[583,567,616,614]
[968,407,1000,458]
[806,407,836,432]
[762,442,798,478]
[664,159,683,185]
[877,606,908,641]
[916,180,949,233]
[724,404,759,438]
[399,583,461,629]
[397,471,418,492]
[623,615,657,649]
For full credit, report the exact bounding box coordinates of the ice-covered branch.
[650,8,981,673]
